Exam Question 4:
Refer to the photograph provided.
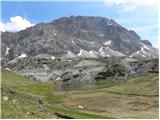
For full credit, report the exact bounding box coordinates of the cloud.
[104,0,158,12]
[0,16,34,32]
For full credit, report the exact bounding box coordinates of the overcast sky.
[1,0,158,47]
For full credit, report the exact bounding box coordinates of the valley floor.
[1,69,159,119]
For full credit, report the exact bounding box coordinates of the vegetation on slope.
[1,69,58,118]
[1,69,113,119]
[54,73,159,119]
[1,69,159,119]
[106,73,159,96]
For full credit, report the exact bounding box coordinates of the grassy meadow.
[1,69,159,119]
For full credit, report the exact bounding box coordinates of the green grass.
[1,87,56,119]
[1,69,58,97]
[1,69,159,119]
[1,69,58,118]
[1,69,114,119]
[106,73,159,96]
[94,82,119,89]
[54,106,113,119]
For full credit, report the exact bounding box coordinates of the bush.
[94,76,106,80]
[73,74,79,78]
[63,77,71,82]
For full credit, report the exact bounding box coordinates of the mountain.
[1,16,158,63]
[1,16,159,82]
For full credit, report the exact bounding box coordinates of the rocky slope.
[3,56,159,82]
[1,16,158,63]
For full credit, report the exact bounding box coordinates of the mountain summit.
[1,16,158,62]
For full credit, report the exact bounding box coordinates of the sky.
[0,0,159,47]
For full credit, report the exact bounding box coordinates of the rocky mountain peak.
[1,16,158,62]
[141,40,152,46]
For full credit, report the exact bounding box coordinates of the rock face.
[1,16,158,62]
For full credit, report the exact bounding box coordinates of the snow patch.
[77,49,98,58]
[89,51,98,54]
[6,47,10,55]
[104,40,111,46]
[63,50,77,58]
[99,47,105,57]
[56,77,61,81]
[143,44,150,50]
[8,53,27,63]
[51,56,55,60]
[131,50,147,58]
[141,47,148,55]
[140,42,150,50]
[141,47,144,52]
[88,51,98,58]
[68,51,72,54]
[76,47,126,58]
[99,46,125,57]
[77,49,83,56]
[17,53,28,58]
[68,50,76,57]
[136,51,140,54]
[72,39,76,45]
[99,47,104,53]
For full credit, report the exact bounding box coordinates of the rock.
[78,105,84,109]
[38,99,43,104]
[31,112,35,115]
[22,83,28,87]
[12,99,16,103]
[39,108,47,112]
[9,90,15,94]
[3,96,9,101]
[26,112,30,115]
